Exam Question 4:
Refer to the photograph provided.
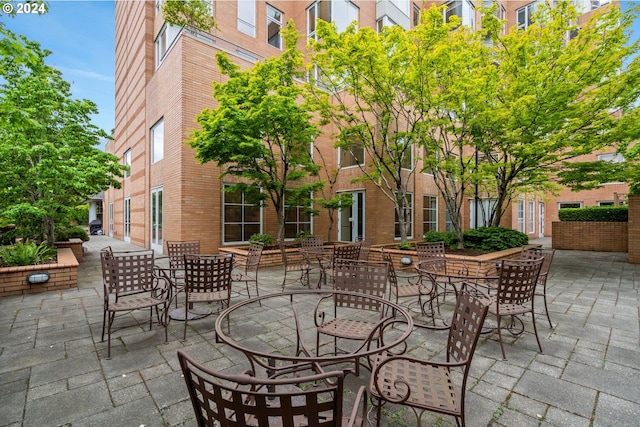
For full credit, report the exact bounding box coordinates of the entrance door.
[108,202,114,237]
[124,197,131,243]
[151,187,163,253]
[538,202,545,238]
[338,191,365,242]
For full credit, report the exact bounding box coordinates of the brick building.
[106,0,626,253]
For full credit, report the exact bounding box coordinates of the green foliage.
[0,241,57,267]
[0,27,126,245]
[462,227,528,252]
[55,225,89,242]
[295,230,314,241]
[67,205,89,226]
[162,0,216,31]
[396,241,413,251]
[249,233,273,246]
[423,231,458,247]
[559,206,628,222]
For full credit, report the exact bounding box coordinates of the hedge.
[423,227,528,251]
[558,206,628,222]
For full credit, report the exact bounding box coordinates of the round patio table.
[214,289,414,379]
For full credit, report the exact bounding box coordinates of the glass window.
[332,0,358,33]
[598,201,614,206]
[339,142,364,168]
[444,0,474,28]
[124,197,131,239]
[267,5,283,49]
[470,198,497,229]
[307,0,357,38]
[517,1,541,30]
[517,200,525,233]
[391,0,409,15]
[285,192,312,239]
[559,202,582,209]
[238,0,256,37]
[223,185,262,243]
[123,149,131,179]
[413,3,420,27]
[423,195,437,234]
[528,201,535,233]
[399,140,413,170]
[155,24,180,67]
[377,16,398,33]
[598,153,624,163]
[445,208,454,232]
[151,118,164,164]
[394,192,413,239]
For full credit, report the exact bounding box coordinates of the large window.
[444,0,475,29]
[339,142,364,168]
[528,201,535,233]
[377,15,398,33]
[285,192,312,239]
[223,185,261,243]
[267,4,283,49]
[394,192,413,239]
[423,195,438,234]
[124,197,131,242]
[413,3,420,27]
[151,187,163,252]
[155,24,180,67]
[238,0,256,37]
[559,202,582,209]
[307,0,358,39]
[123,149,131,179]
[517,1,541,31]
[151,118,164,164]
[517,200,525,233]
[470,198,497,229]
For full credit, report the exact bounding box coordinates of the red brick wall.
[0,248,79,297]
[54,238,84,261]
[627,195,640,263]
[552,222,628,252]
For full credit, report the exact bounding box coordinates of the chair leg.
[183,295,189,340]
[496,314,507,360]
[531,312,544,355]
[541,284,553,328]
[107,312,115,359]
[101,308,107,342]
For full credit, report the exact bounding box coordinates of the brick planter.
[54,238,84,261]
[0,248,79,297]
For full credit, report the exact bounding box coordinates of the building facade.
[107,0,625,253]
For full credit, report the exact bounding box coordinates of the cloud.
[59,67,114,83]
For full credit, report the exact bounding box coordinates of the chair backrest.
[101,249,155,295]
[166,240,200,270]
[301,236,324,255]
[178,349,346,427]
[521,247,555,279]
[245,242,264,273]
[380,249,399,293]
[357,237,372,261]
[497,258,544,305]
[415,241,446,262]
[333,243,361,265]
[332,259,389,313]
[184,254,233,294]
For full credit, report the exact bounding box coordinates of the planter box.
[552,221,627,252]
[0,248,79,297]
[54,238,84,261]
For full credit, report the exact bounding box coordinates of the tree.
[475,2,640,226]
[189,22,323,242]
[161,0,216,31]
[0,27,126,245]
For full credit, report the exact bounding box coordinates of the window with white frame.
[155,24,181,67]
[151,118,164,164]
[413,3,420,27]
[444,0,475,29]
[445,208,454,232]
[124,197,131,239]
[285,192,312,239]
[394,192,413,239]
[559,202,582,209]
[307,0,358,39]
[598,153,624,163]
[223,185,261,243]
[470,198,497,229]
[377,15,398,33]
[267,4,282,49]
[423,195,438,234]
[123,149,131,179]
[238,0,256,37]
[517,200,525,233]
[391,0,409,16]
[598,201,614,206]
[339,142,364,168]
[528,201,535,233]
[400,141,413,170]
[517,1,541,30]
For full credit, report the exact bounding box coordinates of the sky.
[0,0,639,139]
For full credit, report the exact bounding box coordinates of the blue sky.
[1,0,638,138]
[2,1,115,134]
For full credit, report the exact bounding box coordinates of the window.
[559,202,582,209]
[151,118,164,164]
[155,0,162,15]
[267,5,283,49]
[377,15,397,33]
[223,185,262,243]
[517,200,525,233]
[307,0,358,39]
[413,3,420,27]
[155,24,180,67]
[399,140,413,170]
[124,197,131,241]
[444,0,475,29]
[285,192,312,239]
[528,201,535,233]
[423,195,438,234]
[517,1,541,31]
[238,0,256,37]
[470,198,497,228]
[598,153,624,163]
[123,149,131,179]
[150,187,163,252]
[390,0,409,15]
[445,208,454,232]
[394,192,413,239]
[339,142,364,168]
[598,201,614,206]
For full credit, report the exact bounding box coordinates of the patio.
[1,235,639,426]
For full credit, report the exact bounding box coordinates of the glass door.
[108,202,114,237]
[124,197,131,243]
[338,191,365,242]
[151,187,163,253]
[539,202,545,238]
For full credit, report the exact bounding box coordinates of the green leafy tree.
[476,2,640,226]
[161,0,216,31]
[189,22,322,242]
[0,28,126,245]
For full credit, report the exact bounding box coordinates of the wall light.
[27,272,50,285]
[400,256,413,266]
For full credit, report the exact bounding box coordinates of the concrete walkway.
[1,235,639,426]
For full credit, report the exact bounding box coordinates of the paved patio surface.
[1,235,639,426]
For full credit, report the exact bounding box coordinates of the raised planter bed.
[54,238,84,261]
[0,248,79,297]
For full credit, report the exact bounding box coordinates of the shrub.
[462,227,528,252]
[558,206,628,222]
[249,233,273,246]
[423,230,458,247]
[55,226,90,242]
[0,241,57,267]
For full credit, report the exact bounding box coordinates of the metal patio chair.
[165,240,200,306]
[278,239,311,290]
[521,247,556,328]
[231,241,263,302]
